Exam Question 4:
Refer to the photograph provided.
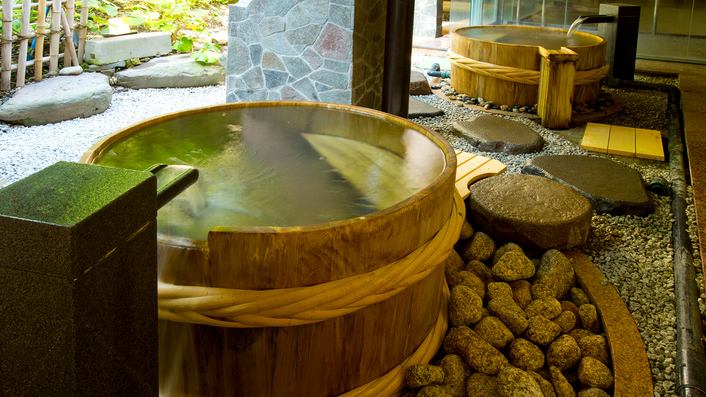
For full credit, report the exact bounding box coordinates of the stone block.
[84,32,172,65]
[0,162,158,396]
[114,54,226,89]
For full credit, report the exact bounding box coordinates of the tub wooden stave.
[450,25,607,107]
[81,101,458,397]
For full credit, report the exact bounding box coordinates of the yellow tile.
[581,122,610,153]
[608,125,636,157]
[635,128,664,161]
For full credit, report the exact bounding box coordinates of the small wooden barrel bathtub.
[449,25,608,107]
[80,101,462,397]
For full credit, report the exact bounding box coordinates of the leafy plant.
[192,42,221,65]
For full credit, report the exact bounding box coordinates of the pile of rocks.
[403,223,615,397]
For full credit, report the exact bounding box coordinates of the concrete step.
[84,32,172,65]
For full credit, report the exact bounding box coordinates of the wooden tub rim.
[450,25,607,51]
[80,100,458,248]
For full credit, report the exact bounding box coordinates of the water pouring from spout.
[567,14,616,35]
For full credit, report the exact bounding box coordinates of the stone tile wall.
[226,0,386,110]
[413,0,443,38]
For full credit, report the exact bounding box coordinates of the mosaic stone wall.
[226,0,386,110]
[413,0,442,38]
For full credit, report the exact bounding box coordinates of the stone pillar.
[226,0,386,109]
[413,0,443,38]
[0,162,158,396]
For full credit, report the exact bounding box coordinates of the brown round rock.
[549,366,576,397]
[437,354,470,397]
[452,326,509,375]
[493,242,525,266]
[497,367,544,397]
[466,372,499,396]
[571,287,592,307]
[547,334,582,371]
[553,311,578,334]
[492,251,536,282]
[510,280,533,309]
[487,282,514,300]
[460,231,497,262]
[577,387,611,397]
[527,370,557,397]
[445,249,465,278]
[525,296,563,319]
[406,364,444,388]
[577,357,614,389]
[578,335,611,366]
[525,314,562,346]
[448,271,486,299]
[417,384,453,397]
[508,338,545,371]
[578,304,601,334]
[466,174,592,251]
[560,301,581,328]
[568,328,598,344]
[450,285,484,327]
[459,218,474,239]
[465,259,495,284]
[474,316,515,351]
[531,249,576,300]
[442,327,460,355]
[487,296,529,335]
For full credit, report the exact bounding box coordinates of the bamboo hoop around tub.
[447,50,609,86]
[157,190,464,328]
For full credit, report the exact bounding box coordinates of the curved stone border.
[564,249,654,397]
[430,88,624,127]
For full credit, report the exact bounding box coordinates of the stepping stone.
[0,73,112,126]
[410,70,432,95]
[467,174,593,251]
[408,97,444,119]
[114,54,226,89]
[453,115,544,154]
[84,32,172,65]
[522,155,654,216]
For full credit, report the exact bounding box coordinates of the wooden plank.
[608,125,636,157]
[581,122,611,153]
[454,151,507,199]
[635,128,664,161]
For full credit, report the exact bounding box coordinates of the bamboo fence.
[1,0,87,91]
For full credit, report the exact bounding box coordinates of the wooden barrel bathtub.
[80,101,461,397]
[449,25,607,107]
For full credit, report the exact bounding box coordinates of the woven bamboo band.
[447,50,609,86]
[339,282,450,397]
[157,190,465,328]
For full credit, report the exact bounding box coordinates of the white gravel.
[1,68,704,397]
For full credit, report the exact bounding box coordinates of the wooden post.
[537,46,578,129]
[1,0,12,90]
[16,0,31,87]
[34,0,47,81]
[49,0,61,71]
[77,0,88,62]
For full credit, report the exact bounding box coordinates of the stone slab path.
[522,155,654,216]
[453,115,545,154]
[114,54,226,89]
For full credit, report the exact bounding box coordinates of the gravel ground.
[1,65,704,397]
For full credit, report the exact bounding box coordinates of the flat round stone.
[453,115,544,154]
[467,174,593,251]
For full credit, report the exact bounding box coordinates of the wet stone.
[497,367,544,397]
[406,364,444,388]
[522,155,654,216]
[577,357,614,390]
[547,334,582,371]
[467,174,593,251]
[508,338,545,371]
[474,316,515,351]
[460,231,497,262]
[452,115,544,154]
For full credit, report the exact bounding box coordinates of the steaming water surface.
[94,106,446,240]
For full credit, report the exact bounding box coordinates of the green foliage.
[192,42,221,64]
[120,0,209,40]
[172,36,194,52]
